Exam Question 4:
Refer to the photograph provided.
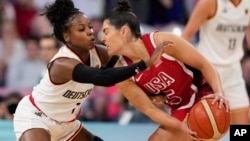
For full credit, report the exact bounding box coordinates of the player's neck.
[230,0,241,7]
[123,39,149,63]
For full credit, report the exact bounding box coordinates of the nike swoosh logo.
[135,73,143,81]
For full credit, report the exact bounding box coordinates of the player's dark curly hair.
[41,0,83,44]
[105,0,141,38]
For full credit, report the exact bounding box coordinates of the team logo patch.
[245,9,249,15]
[34,111,42,117]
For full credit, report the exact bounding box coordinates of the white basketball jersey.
[32,46,101,122]
[197,0,250,65]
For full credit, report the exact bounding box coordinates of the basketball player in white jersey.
[182,0,250,124]
[12,0,168,141]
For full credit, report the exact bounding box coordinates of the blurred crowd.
[0,0,249,124]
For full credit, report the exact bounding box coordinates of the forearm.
[200,63,223,95]
[118,82,182,130]
[144,105,182,130]
[72,60,146,86]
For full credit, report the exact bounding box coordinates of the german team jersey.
[197,0,250,65]
[31,46,101,122]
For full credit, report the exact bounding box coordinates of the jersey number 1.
[72,102,81,114]
[228,38,236,50]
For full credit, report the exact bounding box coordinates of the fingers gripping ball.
[187,99,230,140]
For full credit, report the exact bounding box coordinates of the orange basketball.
[187,98,230,140]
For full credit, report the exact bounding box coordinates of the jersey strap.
[141,33,156,57]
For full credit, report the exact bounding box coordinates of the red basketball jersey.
[122,32,213,117]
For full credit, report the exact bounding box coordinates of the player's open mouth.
[104,44,109,48]
[90,38,95,43]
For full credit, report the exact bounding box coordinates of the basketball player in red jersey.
[101,0,230,141]
[13,0,168,141]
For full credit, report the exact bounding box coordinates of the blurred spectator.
[38,34,61,80]
[30,14,53,37]
[148,0,188,28]
[106,86,125,121]
[0,96,8,119]
[73,0,105,20]
[5,35,45,91]
[0,91,22,120]
[13,0,38,39]
[4,91,22,119]
[0,19,25,65]
[0,19,25,87]
[80,86,125,122]
[105,0,150,24]
[130,105,169,123]
[0,0,16,22]
[81,86,109,121]
[33,0,55,10]
[39,35,61,64]
[0,59,5,86]
[183,0,198,18]
[90,17,104,44]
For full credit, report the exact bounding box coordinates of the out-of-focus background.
[0,0,248,141]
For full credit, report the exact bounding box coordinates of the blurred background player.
[182,0,250,124]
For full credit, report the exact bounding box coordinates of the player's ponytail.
[41,0,82,43]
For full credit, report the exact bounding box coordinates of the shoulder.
[196,0,216,8]
[196,0,217,19]
[153,32,179,46]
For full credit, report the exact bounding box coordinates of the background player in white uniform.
[13,0,167,141]
[182,0,250,124]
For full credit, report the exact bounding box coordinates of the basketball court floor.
[0,120,229,141]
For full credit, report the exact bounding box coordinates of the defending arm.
[72,60,146,86]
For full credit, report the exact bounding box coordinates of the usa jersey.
[120,32,212,113]
[31,46,101,122]
[197,0,250,65]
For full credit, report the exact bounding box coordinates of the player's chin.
[107,47,115,56]
[88,42,96,49]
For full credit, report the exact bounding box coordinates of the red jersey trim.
[67,124,82,141]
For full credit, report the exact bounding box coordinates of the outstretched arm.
[49,58,147,86]
[48,42,167,86]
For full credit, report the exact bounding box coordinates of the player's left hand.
[201,94,230,112]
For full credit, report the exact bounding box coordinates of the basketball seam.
[192,110,210,138]
[201,100,222,139]
[192,103,211,139]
